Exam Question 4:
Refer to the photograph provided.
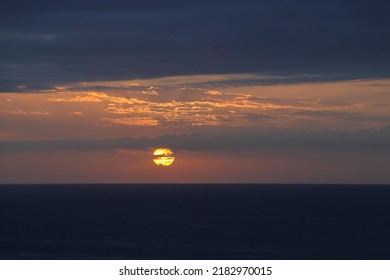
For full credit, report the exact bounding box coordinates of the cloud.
[48,95,104,103]
[293,110,390,122]
[142,86,159,95]
[1,125,390,153]
[1,0,390,91]
[2,82,384,133]
[42,88,369,128]
[101,117,159,126]
[0,110,50,115]
[243,113,275,121]
[69,111,83,115]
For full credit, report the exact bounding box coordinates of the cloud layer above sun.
[1,0,390,91]
[1,76,390,143]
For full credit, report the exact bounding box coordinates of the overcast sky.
[1,0,390,183]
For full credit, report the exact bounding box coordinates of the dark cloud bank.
[1,0,390,91]
[1,125,390,153]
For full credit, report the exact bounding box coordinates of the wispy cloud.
[0,110,50,115]
[1,78,389,139]
[1,125,390,153]
[69,111,83,115]
[101,117,159,126]
[44,85,368,127]
[48,92,106,103]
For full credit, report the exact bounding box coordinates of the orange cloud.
[101,117,159,126]
[49,95,103,103]
[69,111,83,115]
[1,110,50,115]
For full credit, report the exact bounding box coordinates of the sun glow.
[153,148,175,166]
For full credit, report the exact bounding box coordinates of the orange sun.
[153,148,175,166]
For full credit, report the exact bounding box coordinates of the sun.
[153,148,175,166]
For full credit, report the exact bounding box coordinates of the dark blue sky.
[1,0,390,91]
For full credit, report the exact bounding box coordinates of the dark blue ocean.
[0,184,389,259]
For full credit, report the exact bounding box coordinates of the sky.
[1,0,390,183]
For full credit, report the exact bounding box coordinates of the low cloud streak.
[1,126,390,153]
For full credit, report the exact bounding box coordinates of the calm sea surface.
[0,184,389,259]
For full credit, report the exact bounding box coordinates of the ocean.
[0,184,389,259]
